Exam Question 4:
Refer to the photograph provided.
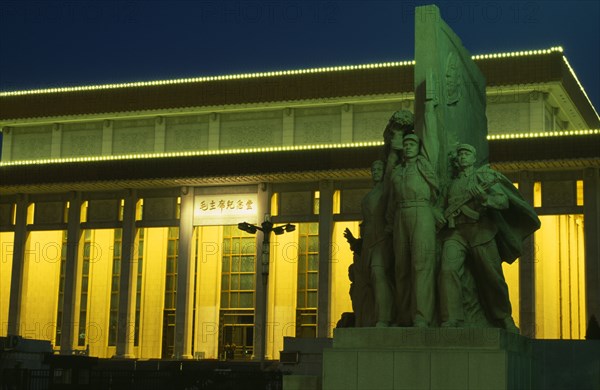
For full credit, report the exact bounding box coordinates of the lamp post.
[238,220,295,362]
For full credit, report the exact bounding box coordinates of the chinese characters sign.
[193,194,258,226]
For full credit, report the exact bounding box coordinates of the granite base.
[322,328,531,390]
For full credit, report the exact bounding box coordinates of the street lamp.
[237,220,295,362]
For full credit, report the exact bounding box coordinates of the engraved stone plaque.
[194,194,258,226]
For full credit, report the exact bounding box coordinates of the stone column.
[7,195,29,336]
[583,168,600,325]
[317,181,334,337]
[60,192,83,354]
[518,171,536,338]
[115,191,138,358]
[253,183,270,361]
[174,187,195,359]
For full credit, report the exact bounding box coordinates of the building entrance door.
[219,312,254,360]
[162,309,176,358]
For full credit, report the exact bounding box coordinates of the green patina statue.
[438,143,540,332]
[344,120,540,333]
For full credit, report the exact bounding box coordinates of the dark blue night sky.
[1,1,599,116]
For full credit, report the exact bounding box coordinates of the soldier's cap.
[457,143,476,154]
[403,133,420,144]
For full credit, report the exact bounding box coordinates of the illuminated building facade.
[1,47,599,360]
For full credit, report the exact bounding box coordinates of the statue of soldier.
[344,160,393,327]
[386,132,445,327]
[361,160,394,326]
[438,143,540,332]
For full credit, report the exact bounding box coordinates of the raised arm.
[421,69,440,169]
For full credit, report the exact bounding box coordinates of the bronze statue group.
[344,110,540,332]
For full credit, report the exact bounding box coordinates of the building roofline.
[0,47,564,97]
[1,46,597,128]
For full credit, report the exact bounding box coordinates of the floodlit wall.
[502,260,520,328]
[194,226,222,359]
[535,215,586,339]
[85,229,113,357]
[0,232,15,337]
[138,227,168,359]
[0,200,594,361]
[267,229,298,360]
[22,230,62,343]
[0,165,595,361]
[330,221,357,336]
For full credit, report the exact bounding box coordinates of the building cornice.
[1,131,598,195]
[1,46,597,128]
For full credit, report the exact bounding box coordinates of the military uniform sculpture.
[386,133,443,327]
[361,161,394,327]
[437,144,539,332]
[343,111,540,333]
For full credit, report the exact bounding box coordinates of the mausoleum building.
[1,46,599,360]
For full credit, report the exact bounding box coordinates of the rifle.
[441,171,500,229]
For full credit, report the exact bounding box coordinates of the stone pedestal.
[323,328,531,390]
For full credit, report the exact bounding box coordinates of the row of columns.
[5,182,337,359]
[5,189,196,358]
[7,169,598,354]
[517,168,600,337]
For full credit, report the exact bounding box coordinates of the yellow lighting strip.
[1,129,598,167]
[471,46,563,60]
[0,62,415,97]
[0,141,384,167]
[561,55,600,121]
[486,129,599,140]
[0,47,565,97]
